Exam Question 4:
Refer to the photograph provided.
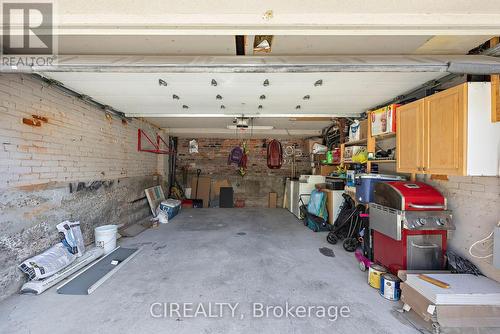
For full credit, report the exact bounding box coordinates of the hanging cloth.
[267,139,283,169]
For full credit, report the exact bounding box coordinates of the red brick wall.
[176,138,312,207]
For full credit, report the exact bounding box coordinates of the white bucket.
[94,225,118,255]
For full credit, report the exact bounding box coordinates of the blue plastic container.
[355,173,404,203]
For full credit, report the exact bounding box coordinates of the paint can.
[368,264,387,289]
[380,273,401,301]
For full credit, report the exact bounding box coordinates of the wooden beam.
[491,37,500,123]
[288,117,333,121]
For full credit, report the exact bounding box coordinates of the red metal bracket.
[137,129,175,154]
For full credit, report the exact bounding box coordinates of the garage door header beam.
[2,55,500,74]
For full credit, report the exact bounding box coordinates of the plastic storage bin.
[355,174,404,203]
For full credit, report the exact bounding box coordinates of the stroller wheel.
[359,261,367,272]
[327,233,338,245]
[343,238,358,252]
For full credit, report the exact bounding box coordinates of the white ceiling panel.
[56,35,491,56]
[44,71,446,118]
[58,35,236,55]
[269,36,434,55]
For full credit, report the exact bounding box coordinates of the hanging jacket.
[267,139,282,169]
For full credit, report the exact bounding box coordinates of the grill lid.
[373,181,446,211]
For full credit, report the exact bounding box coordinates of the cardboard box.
[343,145,365,162]
[306,138,323,155]
[370,104,398,136]
[191,176,211,208]
[268,192,277,208]
[321,189,344,224]
[348,119,368,142]
[400,282,500,328]
[315,165,337,176]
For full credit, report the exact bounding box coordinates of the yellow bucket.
[368,264,387,289]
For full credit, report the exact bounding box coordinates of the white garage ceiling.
[43,70,447,137]
[44,71,446,118]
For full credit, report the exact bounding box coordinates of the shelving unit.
[316,113,398,175]
[366,113,396,173]
[369,159,396,163]
[343,138,368,146]
[372,132,396,140]
[339,138,367,166]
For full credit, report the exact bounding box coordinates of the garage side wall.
[0,74,162,300]
[176,138,311,207]
[419,175,500,282]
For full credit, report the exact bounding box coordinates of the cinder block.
[449,175,473,183]
[472,176,500,186]
[9,166,31,174]
[41,160,59,167]
[470,191,500,200]
[459,182,485,192]
[484,185,500,195]
[21,160,42,167]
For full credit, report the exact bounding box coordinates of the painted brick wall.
[0,74,165,300]
[0,74,162,188]
[176,138,311,207]
[419,175,500,282]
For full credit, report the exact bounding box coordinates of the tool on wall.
[284,144,300,178]
[192,169,203,208]
[167,136,178,196]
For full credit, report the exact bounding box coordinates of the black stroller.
[326,194,367,251]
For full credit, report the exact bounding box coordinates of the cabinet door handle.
[423,167,427,171]
[417,167,422,171]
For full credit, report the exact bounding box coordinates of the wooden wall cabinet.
[397,82,500,176]
[396,99,424,173]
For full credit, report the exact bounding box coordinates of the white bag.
[312,143,328,154]
[57,221,85,257]
[189,139,199,153]
[18,243,76,280]
[155,206,169,224]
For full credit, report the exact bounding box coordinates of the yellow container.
[368,264,387,289]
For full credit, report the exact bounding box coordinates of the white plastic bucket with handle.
[94,225,117,254]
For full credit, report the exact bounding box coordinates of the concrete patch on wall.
[0,175,159,300]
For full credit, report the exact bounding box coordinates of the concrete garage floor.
[1,209,432,333]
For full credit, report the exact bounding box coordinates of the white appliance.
[286,175,326,219]
[298,175,326,184]
[326,190,345,224]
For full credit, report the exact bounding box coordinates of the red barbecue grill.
[369,181,454,274]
